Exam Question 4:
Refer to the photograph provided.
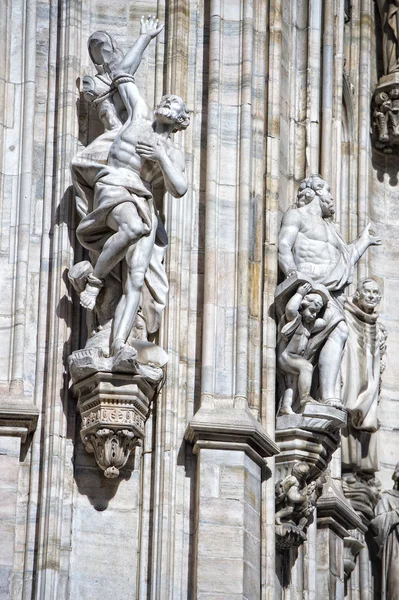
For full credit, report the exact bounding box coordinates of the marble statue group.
[69,16,189,374]
[276,174,382,412]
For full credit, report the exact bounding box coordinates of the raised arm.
[350,222,382,265]
[285,283,312,322]
[113,16,163,77]
[278,210,302,276]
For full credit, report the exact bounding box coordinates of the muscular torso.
[108,114,152,173]
[293,211,343,281]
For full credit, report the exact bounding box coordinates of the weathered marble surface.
[0,1,399,600]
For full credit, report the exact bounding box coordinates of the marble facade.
[1,1,399,599]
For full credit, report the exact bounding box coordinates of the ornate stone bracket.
[275,406,346,550]
[343,529,366,580]
[275,461,323,551]
[72,370,157,478]
[372,73,399,154]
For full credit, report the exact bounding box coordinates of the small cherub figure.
[275,462,313,528]
[277,283,327,415]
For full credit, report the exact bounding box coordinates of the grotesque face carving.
[355,279,381,314]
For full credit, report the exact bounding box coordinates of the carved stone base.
[276,523,307,551]
[276,405,346,481]
[372,72,399,154]
[69,343,165,386]
[73,371,156,477]
[276,403,347,434]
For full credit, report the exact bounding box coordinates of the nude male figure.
[278,175,381,404]
[277,283,327,415]
[76,16,190,355]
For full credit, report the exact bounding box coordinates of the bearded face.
[155,95,190,131]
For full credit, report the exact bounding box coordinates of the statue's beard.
[155,106,180,123]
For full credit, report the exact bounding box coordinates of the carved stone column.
[185,401,279,599]
[0,401,38,594]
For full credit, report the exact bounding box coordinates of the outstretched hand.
[140,15,164,39]
[362,222,382,247]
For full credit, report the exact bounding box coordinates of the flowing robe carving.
[371,488,399,600]
[376,0,399,75]
[341,297,386,473]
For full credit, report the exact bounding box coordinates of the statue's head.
[154,95,190,132]
[88,31,124,75]
[292,462,310,482]
[300,292,325,323]
[354,278,381,314]
[297,174,335,218]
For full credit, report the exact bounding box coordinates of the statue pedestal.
[275,404,346,480]
[73,371,156,478]
[275,406,347,562]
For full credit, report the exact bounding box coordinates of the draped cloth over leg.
[72,162,169,336]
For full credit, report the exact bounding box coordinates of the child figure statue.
[277,282,327,415]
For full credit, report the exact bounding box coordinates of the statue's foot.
[80,283,100,310]
[321,397,344,409]
[300,396,319,412]
[110,338,127,356]
[79,275,103,311]
[278,405,294,416]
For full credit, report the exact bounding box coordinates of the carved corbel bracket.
[73,371,156,477]
[275,461,324,551]
[372,72,399,154]
[343,529,366,580]
[275,412,346,551]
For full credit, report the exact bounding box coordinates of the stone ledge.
[317,474,364,538]
[0,400,39,442]
[185,401,279,462]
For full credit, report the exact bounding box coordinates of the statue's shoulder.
[281,207,303,227]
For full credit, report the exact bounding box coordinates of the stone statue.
[375,0,399,75]
[275,462,322,549]
[341,278,388,475]
[277,175,381,409]
[372,2,399,152]
[371,463,399,599]
[277,283,327,415]
[69,16,190,370]
[67,17,190,476]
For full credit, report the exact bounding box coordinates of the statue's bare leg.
[111,212,157,353]
[318,320,348,404]
[80,202,144,310]
[275,505,294,525]
[279,355,314,413]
